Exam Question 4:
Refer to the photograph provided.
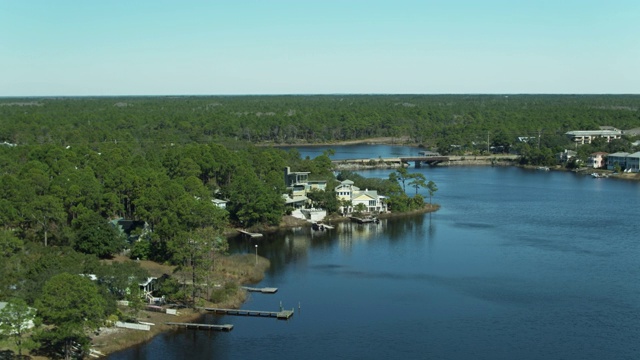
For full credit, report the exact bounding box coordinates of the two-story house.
[335,179,388,214]
[607,152,630,171]
[587,152,607,169]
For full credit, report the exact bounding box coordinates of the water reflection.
[111,156,640,360]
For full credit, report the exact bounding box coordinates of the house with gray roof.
[335,180,388,214]
[623,127,640,137]
[607,152,630,171]
[625,152,640,172]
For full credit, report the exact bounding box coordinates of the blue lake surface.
[109,146,640,360]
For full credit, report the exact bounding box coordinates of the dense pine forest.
[2,95,640,147]
[1,95,639,358]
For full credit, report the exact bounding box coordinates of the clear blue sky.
[1,0,639,96]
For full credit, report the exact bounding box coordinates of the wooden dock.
[237,229,263,238]
[204,307,294,320]
[349,216,379,224]
[242,286,278,293]
[165,322,234,331]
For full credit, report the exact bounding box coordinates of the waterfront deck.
[350,216,379,224]
[204,307,294,320]
[165,322,234,331]
[237,229,263,238]
[242,286,278,293]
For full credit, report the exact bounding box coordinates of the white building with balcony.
[565,130,622,145]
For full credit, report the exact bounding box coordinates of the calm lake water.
[109,146,640,360]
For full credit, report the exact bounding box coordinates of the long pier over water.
[204,307,294,320]
[165,322,234,331]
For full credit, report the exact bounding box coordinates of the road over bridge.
[400,156,450,167]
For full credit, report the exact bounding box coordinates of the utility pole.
[487,131,490,154]
[538,129,542,149]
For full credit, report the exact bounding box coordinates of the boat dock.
[165,322,234,331]
[311,222,334,231]
[242,286,278,293]
[204,307,294,320]
[350,216,379,224]
[237,229,263,238]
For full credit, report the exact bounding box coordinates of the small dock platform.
[205,307,294,320]
[165,322,234,331]
[237,229,263,238]
[311,222,334,231]
[242,286,278,294]
[349,216,379,224]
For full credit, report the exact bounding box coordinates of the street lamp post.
[254,244,258,265]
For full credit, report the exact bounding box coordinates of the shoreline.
[95,205,441,357]
[263,136,417,148]
[90,255,268,357]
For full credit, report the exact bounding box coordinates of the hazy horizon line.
[2,92,640,99]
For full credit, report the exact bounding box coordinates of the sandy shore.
[88,255,268,357]
[91,308,206,356]
[264,136,417,147]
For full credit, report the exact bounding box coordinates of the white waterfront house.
[335,179,388,214]
[211,199,227,209]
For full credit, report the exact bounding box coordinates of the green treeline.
[2,95,640,150]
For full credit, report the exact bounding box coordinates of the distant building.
[282,194,308,209]
[587,152,608,169]
[211,199,227,209]
[625,152,640,172]
[283,167,327,199]
[284,167,310,188]
[556,149,577,163]
[565,130,622,145]
[418,150,441,157]
[517,136,538,143]
[624,128,640,137]
[607,152,630,170]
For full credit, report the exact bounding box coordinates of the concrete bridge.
[399,156,450,168]
[331,155,517,170]
[331,156,449,169]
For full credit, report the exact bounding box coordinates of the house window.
[369,200,376,206]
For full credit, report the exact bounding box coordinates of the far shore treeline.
[1,94,640,357]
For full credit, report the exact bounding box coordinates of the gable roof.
[609,152,630,157]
